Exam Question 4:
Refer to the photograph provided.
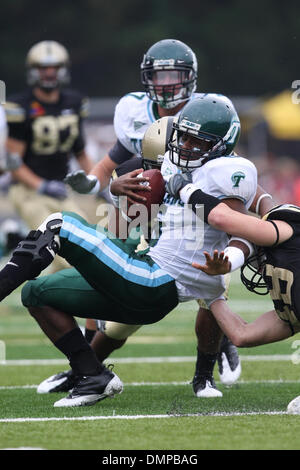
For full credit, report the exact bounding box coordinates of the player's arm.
[75,149,94,174]
[249,184,276,217]
[166,174,293,247]
[6,137,43,189]
[65,138,136,194]
[208,299,293,347]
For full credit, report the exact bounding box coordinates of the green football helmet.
[168,94,241,169]
[140,39,197,109]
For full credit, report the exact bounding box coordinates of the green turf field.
[1,271,300,451]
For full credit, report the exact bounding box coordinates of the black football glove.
[64,170,98,194]
[165,171,193,199]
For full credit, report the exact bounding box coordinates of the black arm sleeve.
[115,156,142,177]
[108,139,134,165]
[189,189,221,223]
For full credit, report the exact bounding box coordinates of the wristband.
[87,176,100,195]
[224,246,245,272]
[229,237,254,258]
[255,193,272,215]
[179,183,198,203]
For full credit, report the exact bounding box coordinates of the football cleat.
[37,369,77,394]
[53,366,123,407]
[217,336,241,386]
[287,395,300,414]
[192,374,223,398]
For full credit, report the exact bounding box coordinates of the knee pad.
[13,213,63,263]
[101,321,142,340]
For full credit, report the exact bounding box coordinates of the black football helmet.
[240,246,269,295]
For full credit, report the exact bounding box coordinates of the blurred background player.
[3,40,96,274]
[39,41,243,398]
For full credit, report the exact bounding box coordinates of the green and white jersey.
[149,152,257,305]
[113,91,203,158]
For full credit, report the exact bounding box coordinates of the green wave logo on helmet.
[168,94,241,169]
[141,39,198,109]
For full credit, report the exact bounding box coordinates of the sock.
[0,249,53,301]
[194,348,217,379]
[84,328,97,344]
[55,328,103,377]
[92,331,127,362]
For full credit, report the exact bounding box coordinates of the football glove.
[64,170,99,194]
[38,180,68,200]
[165,171,193,199]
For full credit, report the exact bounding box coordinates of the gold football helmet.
[26,40,70,90]
[141,116,176,169]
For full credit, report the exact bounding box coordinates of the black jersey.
[4,88,88,181]
[263,204,300,327]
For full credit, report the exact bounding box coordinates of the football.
[127,169,166,222]
[287,395,300,414]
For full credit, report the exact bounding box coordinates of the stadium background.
[1,0,300,220]
[1,0,300,451]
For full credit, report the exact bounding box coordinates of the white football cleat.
[218,336,241,386]
[53,368,123,407]
[287,396,300,414]
[37,370,76,394]
[192,375,223,398]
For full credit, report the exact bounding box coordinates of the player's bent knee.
[21,280,41,308]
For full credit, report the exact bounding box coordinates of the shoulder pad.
[4,101,26,123]
[263,204,300,223]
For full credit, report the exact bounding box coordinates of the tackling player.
[62,39,242,397]
[173,187,300,345]
[0,95,259,407]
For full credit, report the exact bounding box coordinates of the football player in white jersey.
[0,95,260,407]
[42,40,242,398]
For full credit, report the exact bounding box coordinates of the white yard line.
[0,354,294,366]
[0,411,287,424]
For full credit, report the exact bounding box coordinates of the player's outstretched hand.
[192,250,231,275]
[64,170,98,194]
[110,168,151,205]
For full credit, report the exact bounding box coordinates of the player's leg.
[8,185,70,273]
[0,212,63,302]
[37,319,141,394]
[22,268,125,406]
[192,306,223,398]
[91,322,141,362]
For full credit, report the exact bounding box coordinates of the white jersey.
[113,92,203,157]
[148,152,257,305]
